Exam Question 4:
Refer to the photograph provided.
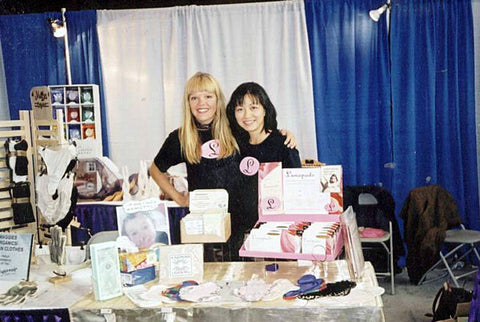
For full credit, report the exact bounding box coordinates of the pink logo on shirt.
[201,139,220,159]
[239,157,260,176]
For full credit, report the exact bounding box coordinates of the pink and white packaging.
[245,229,282,253]
[258,162,283,215]
[245,228,301,253]
[301,222,339,255]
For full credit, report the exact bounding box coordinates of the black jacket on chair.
[400,185,462,284]
[344,185,405,272]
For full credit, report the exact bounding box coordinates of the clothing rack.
[0,110,36,234]
[30,110,66,175]
[29,110,70,245]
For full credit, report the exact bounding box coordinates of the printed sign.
[30,86,52,120]
[0,233,33,281]
[168,253,193,278]
[159,244,203,284]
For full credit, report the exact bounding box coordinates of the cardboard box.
[118,247,159,273]
[180,212,231,243]
[121,265,156,286]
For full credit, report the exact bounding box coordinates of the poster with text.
[0,233,33,281]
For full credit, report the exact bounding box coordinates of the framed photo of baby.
[116,199,171,249]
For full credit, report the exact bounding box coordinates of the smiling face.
[189,91,217,125]
[234,94,266,136]
[123,213,156,249]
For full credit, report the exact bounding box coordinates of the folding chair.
[419,224,480,287]
[358,193,395,294]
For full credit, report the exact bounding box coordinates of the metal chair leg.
[389,221,395,295]
[440,251,460,287]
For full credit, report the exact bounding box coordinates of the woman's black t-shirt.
[153,129,244,228]
[238,129,301,230]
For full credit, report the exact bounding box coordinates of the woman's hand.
[176,191,189,207]
[280,129,297,149]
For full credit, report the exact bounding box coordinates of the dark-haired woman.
[226,82,301,254]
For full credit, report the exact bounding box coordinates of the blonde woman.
[150,72,241,207]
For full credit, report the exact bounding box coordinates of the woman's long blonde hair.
[179,72,239,164]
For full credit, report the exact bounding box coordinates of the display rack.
[30,110,66,175]
[0,111,36,234]
[30,110,67,245]
[49,84,102,157]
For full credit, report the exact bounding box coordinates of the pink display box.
[239,214,344,261]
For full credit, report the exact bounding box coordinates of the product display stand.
[29,109,67,245]
[0,111,36,235]
[49,84,103,157]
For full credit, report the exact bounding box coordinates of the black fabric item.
[13,139,28,176]
[428,282,472,321]
[55,186,78,230]
[64,158,77,174]
[297,280,357,299]
[154,129,245,257]
[343,185,405,274]
[237,129,301,231]
[11,182,35,225]
[11,181,30,198]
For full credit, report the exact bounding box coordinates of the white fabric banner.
[97,0,317,171]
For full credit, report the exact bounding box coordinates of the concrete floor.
[379,265,476,322]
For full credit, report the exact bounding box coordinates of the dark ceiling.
[0,0,278,15]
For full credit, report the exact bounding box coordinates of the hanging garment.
[36,173,75,225]
[400,185,462,284]
[4,139,28,183]
[39,144,77,195]
[11,182,35,225]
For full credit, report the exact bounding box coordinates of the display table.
[0,261,384,321]
[70,260,384,321]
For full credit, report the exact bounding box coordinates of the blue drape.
[0,10,109,156]
[305,0,393,189]
[67,11,109,156]
[0,12,66,118]
[390,0,479,229]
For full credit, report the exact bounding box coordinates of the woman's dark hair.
[226,82,278,140]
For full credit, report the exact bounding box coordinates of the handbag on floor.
[426,281,472,321]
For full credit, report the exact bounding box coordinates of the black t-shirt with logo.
[153,128,244,227]
[237,129,301,230]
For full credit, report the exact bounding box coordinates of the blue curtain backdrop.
[304,0,393,189]
[67,10,108,156]
[391,0,479,229]
[0,12,67,117]
[0,10,108,156]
